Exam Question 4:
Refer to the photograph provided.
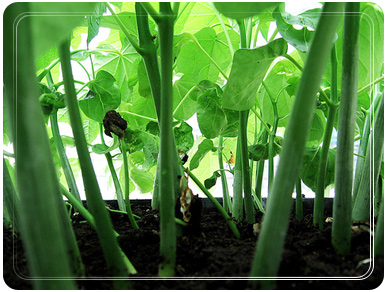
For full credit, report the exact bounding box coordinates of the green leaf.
[248,136,283,161]
[222,38,288,111]
[300,147,336,192]
[175,27,237,83]
[87,3,106,45]
[306,110,326,147]
[82,118,99,144]
[79,70,121,122]
[174,122,194,152]
[30,2,97,57]
[258,54,302,127]
[197,88,227,139]
[273,4,321,52]
[214,2,279,20]
[204,171,221,189]
[189,139,215,171]
[93,41,140,102]
[130,167,154,194]
[172,75,197,121]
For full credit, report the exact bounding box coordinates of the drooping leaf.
[214,2,279,20]
[196,88,227,139]
[222,38,288,111]
[189,139,215,171]
[273,4,322,52]
[87,3,106,45]
[174,122,194,152]
[300,146,336,192]
[204,171,221,189]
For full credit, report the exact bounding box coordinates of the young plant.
[103,110,139,229]
[332,2,360,255]
[58,38,134,287]
[250,3,344,288]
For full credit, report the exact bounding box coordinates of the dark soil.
[3,199,383,290]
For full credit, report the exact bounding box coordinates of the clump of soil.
[3,199,383,290]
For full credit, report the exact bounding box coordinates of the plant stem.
[237,19,255,223]
[120,140,139,229]
[357,76,384,95]
[3,158,20,233]
[250,3,344,287]
[218,135,232,213]
[135,2,183,209]
[352,93,382,204]
[352,96,384,221]
[254,130,269,204]
[232,137,244,222]
[332,2,360,255]
[99,124,126,211]
[104,2,143,53]
[188,170,240,238]
[59,38,133,287]
[50,112,82,202]
[313,46,338,230]
[155,2,177,277]
[296,178,303,221]
[4,4,78,288]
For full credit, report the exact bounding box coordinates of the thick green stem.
[188,170,240,238]
[4,4,78,288]
[50,112,81,202]
[313,46,338,230]
[254,130,269,203]
[154,3,177,277]
[352,96,384,221]
[135,3,183,209]
[59,38,133,287]
[3,158,20,233]
[218,135,232,213]
[250,3,344,287]
[232,137,244,222]
[332,3,360,255]
[120,141,139,229]
[237,19,255,223]
[352,93,382,204]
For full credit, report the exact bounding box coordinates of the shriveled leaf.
[222,38,288,111]
[214,2,279,20]
[204,171,221,189]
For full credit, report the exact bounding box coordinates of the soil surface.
[3,199,383,289]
